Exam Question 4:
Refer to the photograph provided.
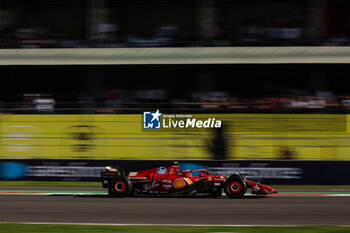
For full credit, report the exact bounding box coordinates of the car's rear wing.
[101,165,126,188]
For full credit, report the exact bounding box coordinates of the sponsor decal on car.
[253,184,260,191]
[183,177,193,185]
[162,184,172,189]
[173,179,185,189]
[157,167,167,175]
[161,180,172,183]
[143,181,159,191]
[128,172,138,176]
[213,178,223,181]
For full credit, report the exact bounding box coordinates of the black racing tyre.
[223,174,247,198]
[108,177,133,198]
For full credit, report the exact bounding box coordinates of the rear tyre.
[224,174,247,198]
[108,177,133,198]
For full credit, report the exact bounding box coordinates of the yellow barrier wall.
[0,114,349,160]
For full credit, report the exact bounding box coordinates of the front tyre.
[108,177,133,197]
[224,174,247,198]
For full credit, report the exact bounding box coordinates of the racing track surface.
[1,195,350,225]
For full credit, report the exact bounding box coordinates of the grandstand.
[1,0,350,161]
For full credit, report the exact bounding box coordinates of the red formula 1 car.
[101,162,277,198]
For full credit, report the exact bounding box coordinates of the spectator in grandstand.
[33,94,56,112]
[340,96,350,110]
[91,23,120,48]
[327,33,349,46]
[15,27,55,48]
[228,98,247,109]
[252,97,279,110]
[306,96,326,109]
[104,89,123,109]
[200,91,231,109]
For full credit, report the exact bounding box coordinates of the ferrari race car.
[101,162,277,198]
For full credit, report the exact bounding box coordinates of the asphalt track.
[1,193,350,225]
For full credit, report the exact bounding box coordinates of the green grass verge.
[0,224,349,233]
[1,181,350,189]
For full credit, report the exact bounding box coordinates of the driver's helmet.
[182,169,192,177]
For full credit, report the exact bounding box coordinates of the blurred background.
[1,2,350,232]
[0,0,350,184]
[1,2,350,231]
[0,0,349,48]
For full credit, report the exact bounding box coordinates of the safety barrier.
[0,159,348,185]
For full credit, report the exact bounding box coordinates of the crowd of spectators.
[0,20,348,49]
[0,24,188,48]
[190,91,350,113]
[1,26,348,49]
[2,90,350,114]
[1,0,350,48]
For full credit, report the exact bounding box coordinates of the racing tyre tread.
[108,176,133,198]
[223,174,247,198]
